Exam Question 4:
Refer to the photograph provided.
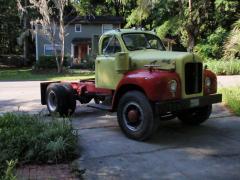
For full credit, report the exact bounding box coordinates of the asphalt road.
[0,80,240,179]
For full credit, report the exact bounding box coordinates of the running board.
[87,104,112,111]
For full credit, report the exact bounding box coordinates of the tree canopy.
[0,0,22,54]
[0,0,239,59]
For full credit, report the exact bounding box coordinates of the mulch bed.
[16,164,78,180]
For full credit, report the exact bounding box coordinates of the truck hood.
[129,49,195,70]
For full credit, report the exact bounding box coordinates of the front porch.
[71,38,92,64]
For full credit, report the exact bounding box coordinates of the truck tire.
[117,91,157,141]
[177,105,212,125]
[46,83,76,117]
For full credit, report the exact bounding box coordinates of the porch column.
[71,43,74,58]
[35,24,39,62]
[87,44,90,55]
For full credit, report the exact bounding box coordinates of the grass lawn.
[220,87,240,116]
[205,59,240,75]
[0,68,95,81]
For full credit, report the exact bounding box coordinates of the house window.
[44,44,61,56]
[102,24,113,33]
[75,24,82,32]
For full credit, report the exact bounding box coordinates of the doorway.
[74,43,89,63]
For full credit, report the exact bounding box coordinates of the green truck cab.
[41,28,222,141]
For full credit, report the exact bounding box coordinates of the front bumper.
[155,94,222,115]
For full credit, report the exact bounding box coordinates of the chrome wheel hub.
[47,90,57,112]
[123,102,143,131]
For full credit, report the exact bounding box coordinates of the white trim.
[71,44,74,58]
[87,45,90,55]
[44,44,61,56]
[35,24,39,62]
[75,24,82,32]
[102,24,113,34]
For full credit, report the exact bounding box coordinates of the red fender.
[204,69,217,95]
[113,69,181,109]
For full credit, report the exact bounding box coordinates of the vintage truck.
[40,29,222,140]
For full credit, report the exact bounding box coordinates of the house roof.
[66,16,123,24]
[103,29,157,36]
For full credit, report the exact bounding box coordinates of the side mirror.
[115,52,129,73]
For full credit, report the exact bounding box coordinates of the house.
[34,16,123,63]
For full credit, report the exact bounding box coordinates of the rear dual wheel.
[46,83,76,117]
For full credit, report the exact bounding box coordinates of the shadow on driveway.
[72,105,240,179]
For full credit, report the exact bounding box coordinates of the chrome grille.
[185,63,203,95]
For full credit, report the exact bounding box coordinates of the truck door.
[95,35,123,89]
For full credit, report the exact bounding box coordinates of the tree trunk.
[23,0,28,66]
[187,0,194,52]
[52,39,60,73]
[187,30,195,52]
[114,0,120,16]
[209,0,215,32]
[189,0,192,17]
[59,9,65,73]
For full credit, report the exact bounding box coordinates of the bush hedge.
[205,59,240,75]
[71,54,95,70]
[195,27,228,59]
[0,113,78,177]
[220,88,240,116]
[70,60,95,70]
[34,56,70,69]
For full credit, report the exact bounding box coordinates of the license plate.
[190,99,199,107]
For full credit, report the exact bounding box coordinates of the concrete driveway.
[0,81,44,113]
[0,79,240,179]
[73,105,240,179]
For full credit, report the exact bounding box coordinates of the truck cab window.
[122,33,165,51]
[102,36,121,55]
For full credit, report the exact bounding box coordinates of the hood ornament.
[144,60,161,72]
[144,60,176,72]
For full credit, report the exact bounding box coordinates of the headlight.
[169,80,177,92]
[205,77,211,87]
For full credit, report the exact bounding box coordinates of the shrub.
[224,19,240,58]
[195,27,228,59]
[34,56,70,69]
[205,59,240,75]
[220,88,240,116]
[73,62,95,70]
[71,54,95,70]
[1,160,17,180]
[156,18,179,39]
[0,113,78,177]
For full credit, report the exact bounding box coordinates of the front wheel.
[177,105,212,125]
[117,91,158,141]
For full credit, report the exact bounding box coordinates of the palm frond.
[224,19,240,58]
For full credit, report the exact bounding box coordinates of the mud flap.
[40,81,60,105]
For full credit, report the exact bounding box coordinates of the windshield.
[122,33,165,51]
